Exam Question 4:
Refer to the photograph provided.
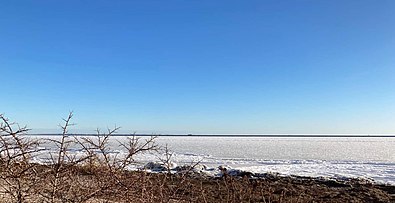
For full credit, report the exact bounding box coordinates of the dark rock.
[144,162,167,171]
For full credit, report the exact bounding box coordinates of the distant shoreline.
[26,134,395,137]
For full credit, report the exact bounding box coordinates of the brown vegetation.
[0,113,394,203]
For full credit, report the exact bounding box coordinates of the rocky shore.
[140,164,395,203]
[1,163,394,202]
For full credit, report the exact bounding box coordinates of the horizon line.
[26,133,395,137]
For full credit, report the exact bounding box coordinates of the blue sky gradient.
[1,1,395,134]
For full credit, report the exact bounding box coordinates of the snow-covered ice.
[30,136,395,185]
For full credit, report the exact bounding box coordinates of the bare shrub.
[0,113,169,202]
[117,135,158,170]
[0,114,42,203]
[158,144,174,175]
[37,112,159,203]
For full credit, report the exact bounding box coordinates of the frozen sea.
[33,136,395,185]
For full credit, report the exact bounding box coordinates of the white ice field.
[31,136,395,185]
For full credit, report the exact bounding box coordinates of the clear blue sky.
[1,0,394,134]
